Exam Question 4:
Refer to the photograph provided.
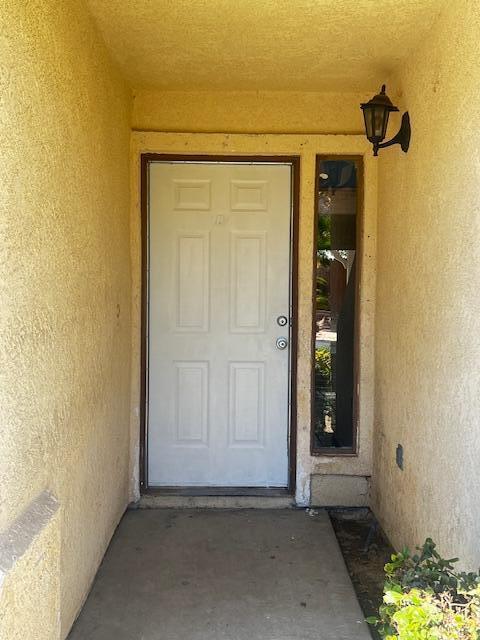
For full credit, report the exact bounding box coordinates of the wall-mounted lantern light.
[360,85,411,156]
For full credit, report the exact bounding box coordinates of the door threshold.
[144,486,291,497]
[136,488,294,510]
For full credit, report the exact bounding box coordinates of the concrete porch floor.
[68,509,371,640]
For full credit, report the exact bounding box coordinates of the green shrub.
[315,347,332,385]
[367,539,480,639]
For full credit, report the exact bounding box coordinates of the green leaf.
[384,590,404,605]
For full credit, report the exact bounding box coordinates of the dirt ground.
[329,509,395,640]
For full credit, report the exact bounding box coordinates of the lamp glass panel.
[363,108,374,140]
[374,105,389,140]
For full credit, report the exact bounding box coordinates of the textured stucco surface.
[311,475,369,508]
[130,132,377,506]
[371,0,480,569]
[0,497,61,640]
[87,0,445,92]
[132,90,373,134]
[0,1,132,637]
[0,490,59,582]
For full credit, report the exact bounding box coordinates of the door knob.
[276,337,288,350]
[277,315,288,327]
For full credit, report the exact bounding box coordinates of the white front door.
[147,161,292,487]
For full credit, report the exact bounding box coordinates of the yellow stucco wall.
[130,132,377,506]
[0,1,132,637]
[372,0,480,569]
[132,90,372,134]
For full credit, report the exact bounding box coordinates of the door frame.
[140,153,300,495]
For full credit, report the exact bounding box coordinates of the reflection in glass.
[314,160,357,449]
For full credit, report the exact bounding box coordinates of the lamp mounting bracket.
[374,112,411,156]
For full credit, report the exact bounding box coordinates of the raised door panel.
[174,361,209,447]
[173,179,211,211]
[229,232,266,333]
[230,180,268,211]
[174,232,210,332]
[228,362,265,448]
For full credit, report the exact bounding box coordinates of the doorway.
[141,156,299,491]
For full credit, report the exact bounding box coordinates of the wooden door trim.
[140,154,300,494]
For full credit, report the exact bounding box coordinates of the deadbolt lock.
[277,315,288,327]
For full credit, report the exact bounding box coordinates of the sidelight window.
[312,157,360,453]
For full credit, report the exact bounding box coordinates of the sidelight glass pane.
[313,159,358,450]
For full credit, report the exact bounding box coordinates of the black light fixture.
[360,85,411,156]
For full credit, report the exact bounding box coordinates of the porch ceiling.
[87,0,445,92]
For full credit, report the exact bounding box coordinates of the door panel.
[147,162,292,487]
